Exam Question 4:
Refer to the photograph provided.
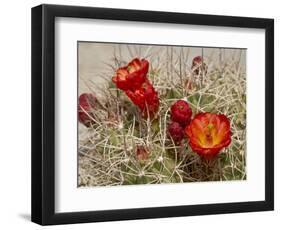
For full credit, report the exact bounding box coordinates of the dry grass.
[78,44,246,187]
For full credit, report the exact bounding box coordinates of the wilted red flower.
[112,58,149,91]
[168,122,184,144]
[136,145,149,161]
[78,93,96,127]
[170,100,192,127]
[125,80,159,118]
[185,112,231,159]
[192,56,207,76]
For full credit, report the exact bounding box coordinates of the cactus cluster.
[78,45,246,187]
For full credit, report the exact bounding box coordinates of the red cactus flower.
[185,112,231,159]
[112,58,149,91]
[125,80,159,118]
[136,145,149,161]
[78,93,96,127]
[192,56,207,76]
[168,122,185,144]
[170,100,192,127]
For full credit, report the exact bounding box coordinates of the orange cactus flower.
[112,58,149,91]
[185,112,231,159]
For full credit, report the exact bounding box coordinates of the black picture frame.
[31,4,274,225]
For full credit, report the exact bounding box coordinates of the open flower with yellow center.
[185,112,231,159]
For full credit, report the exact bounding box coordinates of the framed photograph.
[31,4,274,225]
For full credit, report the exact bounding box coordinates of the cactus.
[78,45,246,187]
